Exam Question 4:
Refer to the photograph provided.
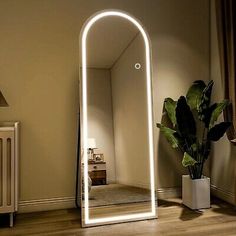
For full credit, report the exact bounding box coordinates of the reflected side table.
[88,161,106,186]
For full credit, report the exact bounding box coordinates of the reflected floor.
[89,201,153,220]
[82,184,155,220]
[89,184,152,207]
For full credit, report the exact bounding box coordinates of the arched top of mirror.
[81,10,151,70]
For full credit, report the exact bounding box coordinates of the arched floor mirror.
[79,10,157,227]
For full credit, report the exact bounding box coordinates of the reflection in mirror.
[80,11,156,227]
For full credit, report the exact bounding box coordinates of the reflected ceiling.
[86,17,138,68]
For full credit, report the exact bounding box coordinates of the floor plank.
[0,198,236,236]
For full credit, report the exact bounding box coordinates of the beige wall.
[87,68,116,183]
[210,0,236,204]
[154,0,210,189]
[111,34,150,189]
[0,0,210,211]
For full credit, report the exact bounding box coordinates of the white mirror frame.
[80,10,157,227]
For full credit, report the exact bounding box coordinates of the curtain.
[215,0,236,142]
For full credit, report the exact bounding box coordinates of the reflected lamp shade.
[88,138,96,149]
[0,90,9,107]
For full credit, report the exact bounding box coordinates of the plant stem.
[202,127,206,145]
[199,161,204,178]
[199,125,207,178]
[188,166,193,179]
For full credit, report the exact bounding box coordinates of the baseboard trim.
[19,197,76,213]
[18,186,234,213]
[18,188,182,213]
[157,187,181,199]
[210,184,235,205]
[156,185,235,204]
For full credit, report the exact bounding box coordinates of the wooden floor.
[89,201,152,219]
[0,198,236,236]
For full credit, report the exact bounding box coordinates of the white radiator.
[0,122,19,227]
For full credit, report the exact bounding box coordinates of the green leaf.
[209,99,229,129]
[202,103,217,128]
[191,143,197,152]
[176,96,196,139]
[186,80,206,110]
[164,98,177,127]
[156,123,180,149]
[173,132,186,151]
[182,152,197,167]
[198,80,214,121]
[207,122,231,141]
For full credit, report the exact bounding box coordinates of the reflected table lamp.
[87,138,97,160]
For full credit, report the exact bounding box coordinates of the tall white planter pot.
[182,175,210,210]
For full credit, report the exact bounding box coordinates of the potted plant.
[156,80,231,209]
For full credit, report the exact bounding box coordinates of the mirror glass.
[80,11,156,227]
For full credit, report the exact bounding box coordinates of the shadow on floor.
[158,199,181,207]
[0,214,10,227]
[158,198,203,221]
[212,207,236,216]
[159,197,236,221]
[210,197,236,216]
[179,207,203,221]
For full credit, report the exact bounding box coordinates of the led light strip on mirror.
[81,10,156,226]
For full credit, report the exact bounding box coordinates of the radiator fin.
[0,130,15,213]
[7,138,11,206]
[0,138,2,207]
